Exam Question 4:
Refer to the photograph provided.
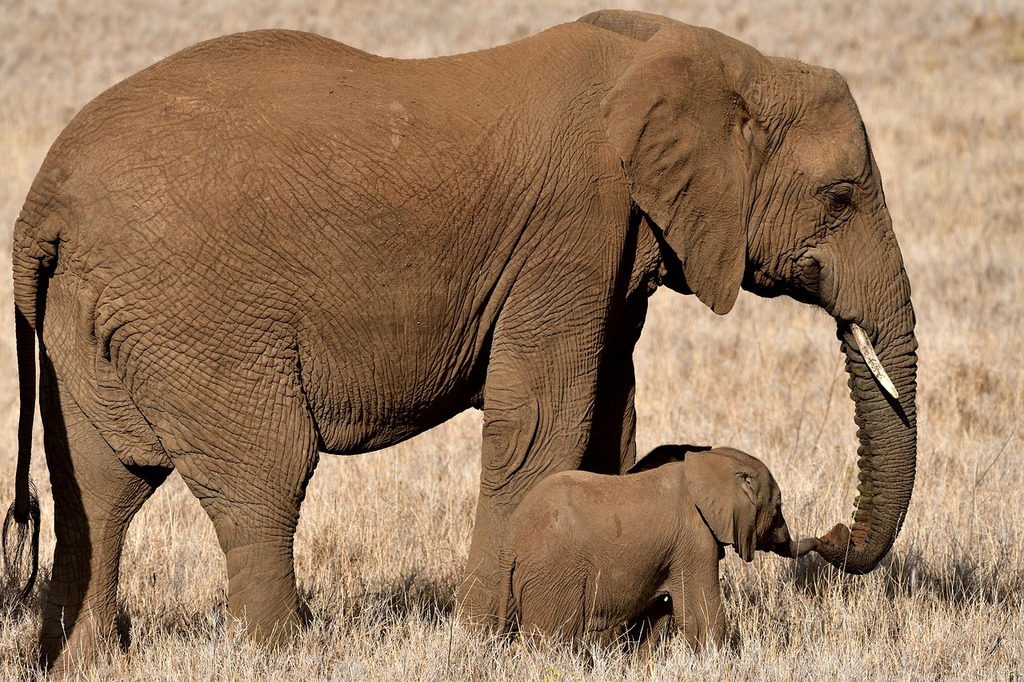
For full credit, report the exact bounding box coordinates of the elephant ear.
[684,452,760,562]
[627,443,711,474]
[601,25,765,315]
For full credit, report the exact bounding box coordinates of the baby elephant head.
[640,445,818,561]
[688,447,817,561]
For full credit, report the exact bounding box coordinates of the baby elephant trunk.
[764,519,819,558]
[781,536,819,558]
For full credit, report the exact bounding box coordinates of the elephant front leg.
[458,352,600,625]
[585,349,639,475]
[673,563,726,652]
[584,296,647,475]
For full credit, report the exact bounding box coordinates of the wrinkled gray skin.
[3,9,916,670]
[498,445,818,651]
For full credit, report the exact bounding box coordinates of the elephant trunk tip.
[816,522,878,574]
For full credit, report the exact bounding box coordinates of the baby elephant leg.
[673,571,726,651]
[617,593,673,657]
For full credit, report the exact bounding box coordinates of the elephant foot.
[40,615,118,675]
[226,609,303,648]
[223,571,305,648]
[455,575,500,630]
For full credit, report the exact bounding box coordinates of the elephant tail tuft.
[3,478,41,607]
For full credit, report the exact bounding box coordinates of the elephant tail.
[3,309,42,606]
[496,556,518,636]
[3,191,56,606]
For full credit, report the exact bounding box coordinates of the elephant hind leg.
[39,363,169,671]
[515,575,588,646]
[162,370,320,645]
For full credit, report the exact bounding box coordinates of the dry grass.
[1,0,1022,679]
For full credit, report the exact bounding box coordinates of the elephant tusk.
[850,323,899,400]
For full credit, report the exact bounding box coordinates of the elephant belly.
[309,368,485,456]
[297,310,491,455]
[89,263,491,460]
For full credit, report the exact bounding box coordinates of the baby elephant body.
[498,445,817,650]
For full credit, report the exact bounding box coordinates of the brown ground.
[1,1,1021,679]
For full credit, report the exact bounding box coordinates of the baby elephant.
[497,445,818,651]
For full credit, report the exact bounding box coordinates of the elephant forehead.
[788,101,869,181]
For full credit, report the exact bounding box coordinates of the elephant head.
[584,10,918,573]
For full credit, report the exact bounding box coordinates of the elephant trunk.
[779,536,819,558]
[817,303,918,573]
[762,514,818,558]
[770,531,818,558]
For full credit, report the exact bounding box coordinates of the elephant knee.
[479,400,540,499]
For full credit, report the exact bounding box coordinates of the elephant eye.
[821,183,856,219]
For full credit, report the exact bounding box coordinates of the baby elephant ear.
[627,443,711,474]
[601,25,764,315]
[685,454,760,562]
[729,473,760,562]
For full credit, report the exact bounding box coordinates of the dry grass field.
[1,1,1022,679]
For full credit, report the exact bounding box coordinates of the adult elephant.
[4,9,916,668]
